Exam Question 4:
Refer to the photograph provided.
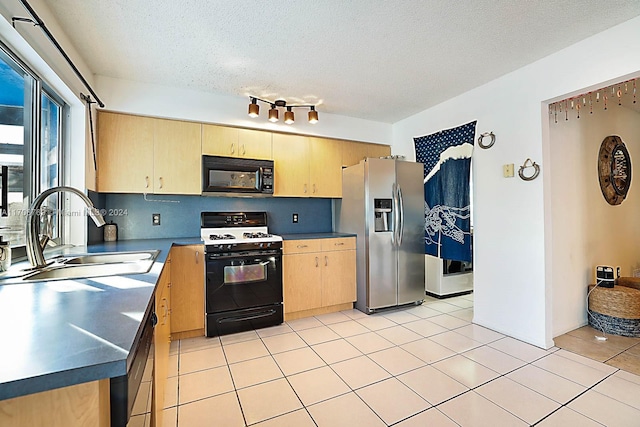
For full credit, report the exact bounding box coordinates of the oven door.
[206,250,282,312]
[206,250,283,336]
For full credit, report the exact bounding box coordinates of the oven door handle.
[217,309,277,324]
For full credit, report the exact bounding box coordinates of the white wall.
[95,76,393,145]
[550,106,640,336]
[391,16,640,348]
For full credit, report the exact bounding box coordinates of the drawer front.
[320,237,356,252]
[283,239,322,254]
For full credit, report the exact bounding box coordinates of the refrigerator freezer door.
[396,161,426,305]
[366,158,398,310]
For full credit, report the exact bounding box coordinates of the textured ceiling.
[40,0,640,123]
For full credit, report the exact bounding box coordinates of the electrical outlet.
[503,164,514,178]
[152,213,161,226]
[292,213,298,223]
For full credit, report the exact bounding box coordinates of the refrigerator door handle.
[397,185,405,246]
[392,183,399,246]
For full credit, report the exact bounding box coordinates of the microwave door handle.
[257,167,263,191]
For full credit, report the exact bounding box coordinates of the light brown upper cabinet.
[342,141,369,167]
[272,135,343,198]
[97,112,201,194]
[368,143,391,159]
[342,141,391,167]
[308,137,342,198]
[97,112,154,193]
[202,125,272,160]
[154,118,201,194]
[272,133,310,197]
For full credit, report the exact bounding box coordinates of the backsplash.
[88,192,333,243]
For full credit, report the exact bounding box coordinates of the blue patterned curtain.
[414,121,476,262]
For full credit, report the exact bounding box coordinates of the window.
[0,43,64,250]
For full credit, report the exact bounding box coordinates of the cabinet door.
[309,137,342,198]
[272,133,309,197]
[342,141,369,167]
[170,245,205,336]
[202,124,239,157]
[97,112,154,193]
[153,119,202,194]
[283,252,322,313]
[368,143,391,159]
[238,129,272,159]
[321,249,357,307]
[153,262,171,427]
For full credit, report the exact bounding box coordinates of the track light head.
[308,106,318,124]
[248,97,259,118]
[268,104,279,122]
[284,107,294,124]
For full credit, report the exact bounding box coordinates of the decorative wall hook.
[477,132,495,149]
[518,158,540,181]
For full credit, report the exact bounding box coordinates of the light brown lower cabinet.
[169,245,205,340]
[283,237,356,320]
[152,258,171,427]
[0,379,111,427]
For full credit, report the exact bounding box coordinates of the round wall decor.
[598,135,632,205]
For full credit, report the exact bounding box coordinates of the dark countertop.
[0,237,202,401]
[280,232,356,240]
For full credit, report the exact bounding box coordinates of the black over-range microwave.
[202,155,274,195]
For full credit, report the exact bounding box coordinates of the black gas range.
[201,212,283,337]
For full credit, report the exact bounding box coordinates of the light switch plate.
[503,164,514,178]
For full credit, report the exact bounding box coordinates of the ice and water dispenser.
[374,199,393,232]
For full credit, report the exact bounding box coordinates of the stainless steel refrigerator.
[336,158,425,313]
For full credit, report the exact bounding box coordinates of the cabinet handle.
[315,256,319,267]
[241,144,246,155]
[145,176,149,188]
[195,250,199,264]
[304,184,308,194]
[230,143,235,154]
[325,256,328,266]
[313,184,317,194]
[335,242,345,246]
[162,298,168,324]
[297,244,308,249]
[158,177,163,189]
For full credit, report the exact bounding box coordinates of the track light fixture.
[248,96,319,124]
[284,107,294,124]
[308,106,318,124]
[248,98,259,118]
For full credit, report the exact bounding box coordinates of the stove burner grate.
[243,232,272,239]
[209,234,237,240]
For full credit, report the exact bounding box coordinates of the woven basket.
[588,285,640,319]
[617,276,640,292]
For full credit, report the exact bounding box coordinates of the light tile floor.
[130,294,640,426]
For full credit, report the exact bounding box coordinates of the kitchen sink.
[0,250,160,284]
[62,251,158,265]
[23,261,156,281]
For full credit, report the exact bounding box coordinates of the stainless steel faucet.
[26,186,106,268]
